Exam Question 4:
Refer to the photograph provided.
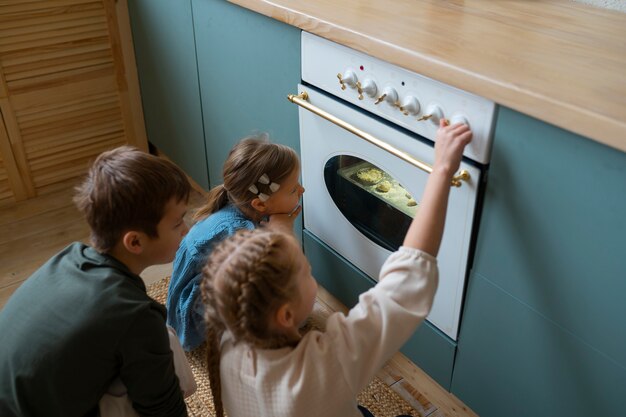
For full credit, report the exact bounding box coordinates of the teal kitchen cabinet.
[129,0,302,235]
[191,0,301,185]
[451,107,626,417]
[191,0,302,238]
[128,0,208,189]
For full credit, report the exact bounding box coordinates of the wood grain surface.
[230,0,626,152]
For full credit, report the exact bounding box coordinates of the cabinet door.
[0,108,27,202]
[0,0,146,204]
[192,0,302,234]
[128,0,208,189]
[451,107,626,417]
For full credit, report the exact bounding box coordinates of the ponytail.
[193,184,229,221]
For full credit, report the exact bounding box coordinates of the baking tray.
[336,161,418,218]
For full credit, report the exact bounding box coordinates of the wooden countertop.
[229,0,626,153]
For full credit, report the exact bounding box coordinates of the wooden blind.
[0,0,146,204]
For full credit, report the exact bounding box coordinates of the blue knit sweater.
[166,204,255,351]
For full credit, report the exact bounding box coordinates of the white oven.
[292,33,496,341]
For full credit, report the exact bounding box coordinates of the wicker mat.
[147,277,419,417]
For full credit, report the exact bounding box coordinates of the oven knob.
[399,95,421,115]
[360,78,378,98]
[418,104,444,125]
[450,114,470,127]
[374,86,399,107]
[337,70,358,90]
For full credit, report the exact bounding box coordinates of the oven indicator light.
[360,65,364,70]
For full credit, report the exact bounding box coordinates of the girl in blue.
[167,134,304,350]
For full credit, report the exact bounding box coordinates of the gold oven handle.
[288,91,470,188]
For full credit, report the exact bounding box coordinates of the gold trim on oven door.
[288,91,470,187]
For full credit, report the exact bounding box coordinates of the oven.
[291,33,496,342]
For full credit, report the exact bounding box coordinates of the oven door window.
[324,155,417,252]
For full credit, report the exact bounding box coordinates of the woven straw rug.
[147,277,419,417]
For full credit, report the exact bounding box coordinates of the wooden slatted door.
[0,0,147,205]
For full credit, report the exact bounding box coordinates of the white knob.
[360,78,378,98]
[450,114,470,127]
[425,104,444,125]
[341,70,358,87]
[382,86,398,105]
[399,95,421,115]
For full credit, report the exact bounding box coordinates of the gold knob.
[417,114,432,122]
[337,73,346,90]
[356,81,364,100]
[451,170,470,187]
[374,93,387,105]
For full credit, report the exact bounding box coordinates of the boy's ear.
[250,197,269,213]
[274,302,295,330]
[121,231,145,255]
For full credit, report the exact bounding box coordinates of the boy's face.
[143,198,189,265]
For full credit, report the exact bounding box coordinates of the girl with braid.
[200,120,473,417]
[167,134,304,351]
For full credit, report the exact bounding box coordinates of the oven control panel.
[301,32,497,164]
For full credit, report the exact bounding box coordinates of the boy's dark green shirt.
[0,243,187,417]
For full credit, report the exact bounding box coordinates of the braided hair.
[200,228,301,416]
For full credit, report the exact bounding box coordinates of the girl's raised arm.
[403,120,472,256]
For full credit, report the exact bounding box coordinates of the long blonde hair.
[194,134,299,221]
[200,228,301,417]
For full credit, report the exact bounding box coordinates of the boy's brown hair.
[74,146,191,252]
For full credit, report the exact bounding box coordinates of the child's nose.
[299,185,305,195]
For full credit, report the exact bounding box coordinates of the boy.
[0,146,192,417]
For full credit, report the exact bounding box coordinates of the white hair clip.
[258,173,280,192]
[249,173,280,200]
[269,182,280,192]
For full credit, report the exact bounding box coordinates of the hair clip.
[258,174,270,184]
[249,173,281,201]
[269,182,280,192]
[259,173,281,193]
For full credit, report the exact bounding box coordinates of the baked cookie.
[354,167,383,185]
[375,180,392,193]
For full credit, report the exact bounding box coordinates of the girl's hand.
[402,120,472,255]
[263,205,302,232]
[433,119,473,179]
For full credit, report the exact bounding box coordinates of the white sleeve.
[167,326,197,398]
[322,246,438,394]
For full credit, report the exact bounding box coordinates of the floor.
[0,179,477,417]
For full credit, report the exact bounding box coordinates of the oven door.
[297,84,480,341]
